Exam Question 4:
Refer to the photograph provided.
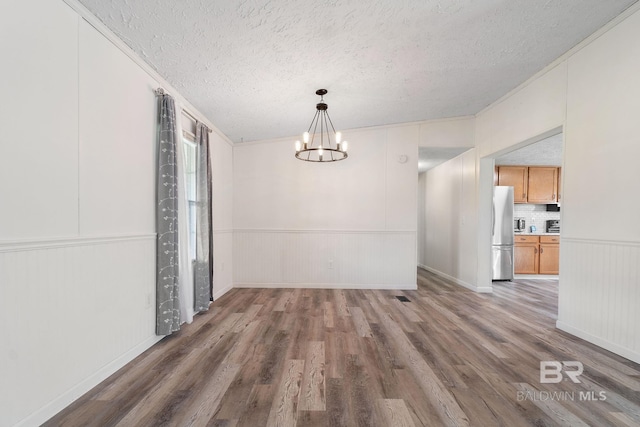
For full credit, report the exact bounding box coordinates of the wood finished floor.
[47,270,640,426]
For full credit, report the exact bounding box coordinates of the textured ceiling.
[496,133,563,166]
[77,0,637,143]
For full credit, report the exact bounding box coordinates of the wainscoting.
[233,229,417,289]
[558,237,640,364]
[213,230,234,300]
[0,234,159,427]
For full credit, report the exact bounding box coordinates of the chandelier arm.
[325,111,339,160]
[305,110,319,161]
[324,112,329,146]
[322,112,326,148]
[308,111,321,160]
[311,111,320,147]
[323,111,335,161]
[307,110,319,134]
[325,110,338,136]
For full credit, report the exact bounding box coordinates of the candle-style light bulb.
[342,141,348,152]
[295,141,301,152]
[303,132,309,143]
[335,132,342,144]
[318,147,323,160]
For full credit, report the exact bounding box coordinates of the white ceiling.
[77,0,637,143]
[496,133,563,166]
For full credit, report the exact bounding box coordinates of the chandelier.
[295,89,348,162]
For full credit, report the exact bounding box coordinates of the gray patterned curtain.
[156,94,181,335]
[194,122,213,311]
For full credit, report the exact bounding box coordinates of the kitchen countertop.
[514,232,560,236]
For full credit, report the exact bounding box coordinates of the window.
[182,132,197,261]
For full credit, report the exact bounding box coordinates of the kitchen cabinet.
[557,167,562,203]
[514,235,539,274]
[497,166,528,203]
[539,235,560,274]
[514,242,539,274]
[497,166,561,204]
[514,235,559,275]
[527,167,558,204]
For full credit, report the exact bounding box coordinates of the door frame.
[476,126,564,291]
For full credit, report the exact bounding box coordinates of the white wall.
[472,5,640,363]
[211,132,234,299]
[78,21,157,236]
[0,1,234,425]
[0,7,158,425]
[417,172,426,266]
[420,149,481,291]
[418,116,475,148]
[558,6,640,363]
[415,117,477,289]
[233,124,418,289]
[0,0,79,241]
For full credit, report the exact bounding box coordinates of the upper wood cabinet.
[497,166,528,203]
[497,166,561,204]
[557,167,562,203]
[527,167,558,203]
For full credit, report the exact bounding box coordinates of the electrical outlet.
[145,292,152,308]
[328,259,334,269]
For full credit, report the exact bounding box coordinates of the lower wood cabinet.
[514,243,539,274]
[538,235,560,275]
[539,244,560,274]
[514,235,559,275]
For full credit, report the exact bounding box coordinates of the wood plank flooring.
[46,270,640,426]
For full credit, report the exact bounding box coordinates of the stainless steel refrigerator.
[492,186,514,280]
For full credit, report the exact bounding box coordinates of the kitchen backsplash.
[514,204,561,233]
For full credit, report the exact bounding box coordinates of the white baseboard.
[233,282,417,290]
[19,335,163,427]
[418,264,492,293]
[213,284,233,300]
[556,321,640,365]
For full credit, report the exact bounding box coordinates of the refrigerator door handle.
[491,201,495,238]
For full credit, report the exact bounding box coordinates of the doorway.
[477,127,564,298]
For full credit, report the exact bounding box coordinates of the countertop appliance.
[546,220,560,233]
[492,186,514,280]
[514,218,526,233]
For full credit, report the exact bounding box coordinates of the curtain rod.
[155,88,212,133]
